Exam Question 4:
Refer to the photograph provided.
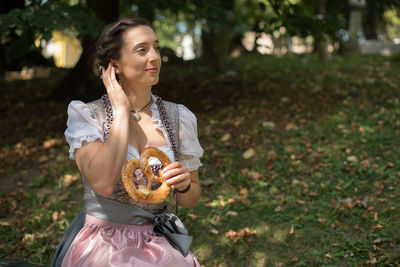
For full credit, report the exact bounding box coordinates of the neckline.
[103,94,175,157]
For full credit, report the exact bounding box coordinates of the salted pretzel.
[121,147,172,203]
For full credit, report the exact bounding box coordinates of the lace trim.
[101,94,114,140]
[69,135,102,159]
[155,96,179,161]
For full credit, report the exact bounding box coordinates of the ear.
[110,59,121,70]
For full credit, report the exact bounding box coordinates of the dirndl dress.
[52,94,203,267]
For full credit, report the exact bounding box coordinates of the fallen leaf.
[290,256,298,262]
[188,213,197,220]
[62,174,80,188]
[211,229,219,234]
[285,123,298,130]
[289,226,294,234]
[296,199,305,205]
[220,133,231,142]
[243,148,256,159]
[267,150,277,161]
[252,172,262,180]
[275,206,283,212]
[0,220,10,226]
[226,210,238,216]
[226,227,257,242]
[373,237,382,243]
[325,253,331,259]
[361,159,371,168]
[347,156,358,163]
[262,121,275,130]
[201,178,214,186]
[385,162,394,169]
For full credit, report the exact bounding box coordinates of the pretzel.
[121,147,172,203]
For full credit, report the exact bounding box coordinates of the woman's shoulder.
[68,96,106,116]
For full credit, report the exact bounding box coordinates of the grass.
[1,53,399,266]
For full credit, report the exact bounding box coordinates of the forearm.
[80,110,130,195]
[176,181,201,209]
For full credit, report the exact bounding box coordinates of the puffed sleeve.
[178,104,203,171]
[64,101,104,160]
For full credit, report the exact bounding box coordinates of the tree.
[363,0,398,40]
[56,0,119,101]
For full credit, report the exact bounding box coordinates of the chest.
[127,112,168,154]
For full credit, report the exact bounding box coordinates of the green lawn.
[1,54,399,266]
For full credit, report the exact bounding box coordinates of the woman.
[52,17,203,266]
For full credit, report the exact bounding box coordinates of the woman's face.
[112,25,161,88]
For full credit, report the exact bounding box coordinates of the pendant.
[132,112,141,121]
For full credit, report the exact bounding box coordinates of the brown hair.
[96,17,150,68]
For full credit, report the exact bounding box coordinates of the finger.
[110,65,117,82]
[162,166,188,179]
[163,161,183,172]
[166,173,190,186]
[171,180,190,190]
[102,63,111,86]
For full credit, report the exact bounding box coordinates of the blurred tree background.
[1,0,399,99]
[1,0,400,266]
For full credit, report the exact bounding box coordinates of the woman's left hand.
[162,162,191,191]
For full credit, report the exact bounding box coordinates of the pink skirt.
[61,214,200,267]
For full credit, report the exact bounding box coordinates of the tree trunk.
[363,10,378,39]
[200,1,235,70]
[55,0,119,101]
[314,0,330,61]
[0,0,25,76]
[201,24,232,71]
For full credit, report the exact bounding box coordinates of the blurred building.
[42,31,82,68]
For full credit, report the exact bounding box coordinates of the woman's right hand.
[101,63,130,112]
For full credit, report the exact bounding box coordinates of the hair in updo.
[96,17,150,68]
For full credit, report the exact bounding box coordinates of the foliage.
[384,8,400,40]
[0,0,102,63]
[1,54,400,265]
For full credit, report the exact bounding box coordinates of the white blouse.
[64,94,203,171]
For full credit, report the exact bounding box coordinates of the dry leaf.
[243,148,256,159]
[262,121,275,130]
[290,256,298,262]
[361,159,371,168]
[267,150,277,161]
[373,237,382,243]
[211,229,219,234]
[201,178,214,186]
[188,213,197,220]
[226,210,238,216]
[289,226,295,234]
[325,253,331,259]
[274,206,283,212]
[385,162,394,169]
[62,174,80,188]
[220,133,231,142]
[226,227,257,242]
[285,123,298,130]
[252,172,262,180]
[347,156,358,163]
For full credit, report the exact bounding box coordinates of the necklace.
[130,97,152,121]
